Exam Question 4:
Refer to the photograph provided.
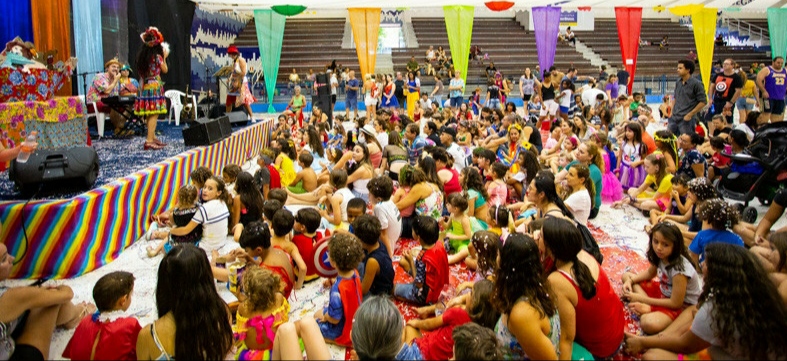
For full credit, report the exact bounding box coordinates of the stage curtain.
[443,5,474,86]
[348,8,381,79]
[0,1,33,46]
[72,0,104,96]
[128,0,195,92]
[254,9,286,113]
[768,8,787,61]
[100,0,129,66]
[31,0,73,96]
[532,6,561,75]
[615,7,642,91]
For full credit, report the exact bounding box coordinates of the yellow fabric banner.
[31,0,73,96]
[691,8,717,96]
[348,8,381,79]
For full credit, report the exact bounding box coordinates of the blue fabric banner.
[73,0,105,95]
[0,1,33,46]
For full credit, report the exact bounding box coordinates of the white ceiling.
[191,0,787,11]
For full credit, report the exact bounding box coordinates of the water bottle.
[16,131,38,164]
[434,285,455,316]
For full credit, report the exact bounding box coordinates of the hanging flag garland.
[271,5,307,17]
[485,1,515,12]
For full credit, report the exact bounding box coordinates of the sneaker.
[143,142,165,150]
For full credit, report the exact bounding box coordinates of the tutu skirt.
[134,77,167,116]
[601,172,624,203]
[619,162,645,190]
[382,95,399,107]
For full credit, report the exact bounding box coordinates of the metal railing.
[724,18,769,42]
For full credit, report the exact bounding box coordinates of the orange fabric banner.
[32,0,73,96]
[348,8,381,79]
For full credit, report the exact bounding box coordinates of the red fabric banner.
[615,7,642,92]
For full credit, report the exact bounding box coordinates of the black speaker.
[225,111,249,126]
[182,115,232,146]
[9,147,99,196]
[314,73,333,125]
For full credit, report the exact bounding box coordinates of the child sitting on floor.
[233,266,289,360]
[400,280,500,361]
[62,271,141,360]
[315,233,364,347]
[190,166,213,205]
[442,193,474,265]
[169,176,231,253]
[688,198,744,265]
[223,163,242,197]
[368,175,401,258]
[395,216,449,306]
[452,322,505,361]
[648,173,691,225]
[146,184,202,258]
[292,208,323,283]
[353,214,394,298]
[286,152,317,194]
[270,209,307,291]
[621,222,702,334]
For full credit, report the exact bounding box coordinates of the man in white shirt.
[329,71,338,109]
[440,127,466,172]
[581,81,607,107]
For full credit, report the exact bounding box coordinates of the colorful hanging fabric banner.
[254,10,286,113]
[72,0,104,95]
[768,8,787,61]
[31,0,73,96]
[615,7,642,91]
[348,8,381,79]
[670,4,716,94]
[0,1,33,46]
[443,5,474,87]
[532,6,561,74]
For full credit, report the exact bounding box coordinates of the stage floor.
[0,116,259,201]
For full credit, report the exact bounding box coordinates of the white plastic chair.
[164,90,185,126]
[80,95,106,138]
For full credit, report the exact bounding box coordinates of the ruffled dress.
[134,55,167,116]
[234,299,291,360]
[601,151,624,203]
[618,142,646,190]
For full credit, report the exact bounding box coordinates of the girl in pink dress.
[487,162,508,206]
[592,132,623,203]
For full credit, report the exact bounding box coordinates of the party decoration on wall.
[532,6,561,74]
[768,8,787,61]
[348,8,381,79]
[485,1,515,12]
[615,7,642,92]
[443,5,474,87]
[653,5,666,13]
[670,4,717,94]
[578,6,591,11]
[254,9,286,113]
[271,5,307,17]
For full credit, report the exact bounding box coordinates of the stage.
[0,117,274,279]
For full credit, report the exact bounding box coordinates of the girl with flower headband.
[134,26,169,150]
[613,153,673,214]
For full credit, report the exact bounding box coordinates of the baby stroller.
[717,122,787,223]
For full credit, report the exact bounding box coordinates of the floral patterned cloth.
[134,55,167,116]
[0,65,73,103]
[86,72,119,103]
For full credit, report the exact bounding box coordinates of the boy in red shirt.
[293,208,323,282]
[395,216,449,305]
[62,271,141,360]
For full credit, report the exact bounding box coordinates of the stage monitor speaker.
[183,115,231,146]
[225,111,249,126]
[314,73,333,125]
[9,147,99,196]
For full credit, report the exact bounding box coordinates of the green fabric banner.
[443,5,474,88]
[768,8,787,61]
[254,10,286,113]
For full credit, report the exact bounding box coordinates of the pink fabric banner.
[615,7,642,91]
[532,6,561,74]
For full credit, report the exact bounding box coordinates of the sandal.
[63,302,96,329]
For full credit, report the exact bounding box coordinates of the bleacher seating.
[393,18,596,91]
[576,19,770,77]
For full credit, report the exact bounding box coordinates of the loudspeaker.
[225,111,249,126]
[9,147,99,196]
[314,73,333,125]
[182,115,232,146]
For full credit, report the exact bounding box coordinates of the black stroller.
[717,122,787,223]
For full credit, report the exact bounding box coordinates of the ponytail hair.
[572,164,596,210]
[542,217,596,299]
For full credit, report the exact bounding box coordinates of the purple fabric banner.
[533,6,561,74]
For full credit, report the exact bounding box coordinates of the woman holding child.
[395,158,444,239]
